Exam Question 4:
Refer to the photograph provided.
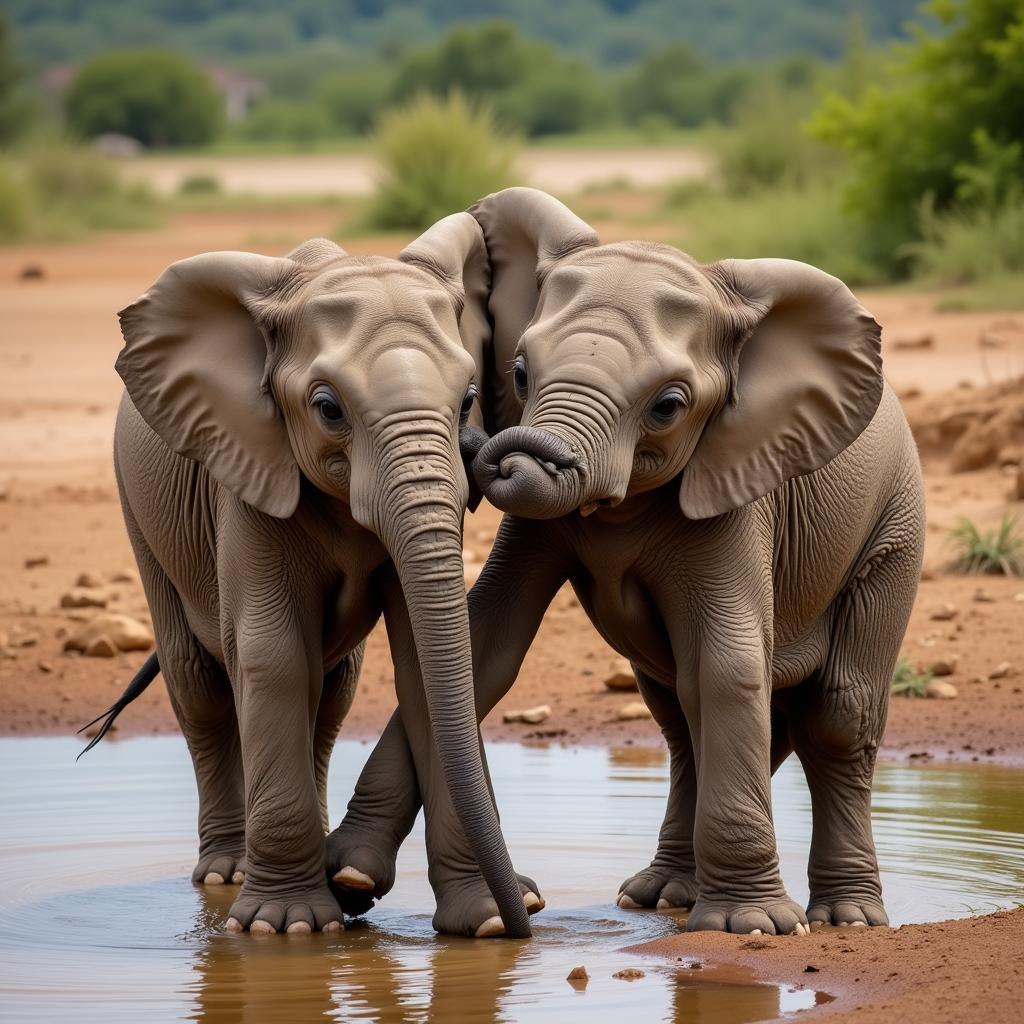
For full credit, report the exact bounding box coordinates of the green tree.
[0,15,34,145]
[66,49,223,147]
[812,0,1024,239]
[619,44,715,127]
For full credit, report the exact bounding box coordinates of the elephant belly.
[570,570,677,686]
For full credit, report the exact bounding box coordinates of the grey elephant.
[329,188,924,936]
[107,217,537,937]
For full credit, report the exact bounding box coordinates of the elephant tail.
[76,652,160,760]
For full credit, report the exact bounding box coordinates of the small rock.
[891,330,934,350]
[24,555,49,569]
[84,634,118,658]
[60,589,107,609]
[617,701,653,721]
[503,704,551,725]
[925,680,958,700]
[612,968,645,981]
[927,656,958,677]
[604,660,637,691]
[929,604,958,621]
[804,965,820,973]
[989,661,1013,680]
[566,966,589,983]
[11,633,38,648]
[972,589,995,603]
[63,613,154,653]
[37,660,52,674]
[109,568,141,585]
[18,264,45,281]
[74,571,104,589]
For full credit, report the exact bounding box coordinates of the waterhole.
[1,738,1022,1022]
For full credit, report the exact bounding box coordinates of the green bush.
[317,67,393,136]
[947,515,1024,576]
[234,99,330,147]
[66,49,223,148]
[811,0,1024,242]
[891,656,933,698]
[178,173,221,196]
[497,61,609,136]
[367,92,518,232]
[667,178,885,285]
[0,160,32,241]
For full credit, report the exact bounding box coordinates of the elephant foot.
[225,881,343,934]
[617,863,698,910]
[807,893,888,928]
[324,822,400,917]
[686,893,809,935]
[432,872,545,938]
[192,841,247,886]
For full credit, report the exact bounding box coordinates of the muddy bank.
[633,908,1024,1024]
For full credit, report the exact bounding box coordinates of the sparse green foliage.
[66,49,223,148]
[947,515,1024,576]
[178,174,221,196]
[367,92,518,231]
[891,656,933,698]
[234,99,330,147]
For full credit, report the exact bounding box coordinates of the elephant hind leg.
[121,501,246,886]
[790,506,922,928]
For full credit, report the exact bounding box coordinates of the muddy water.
[1,739,1022,1023]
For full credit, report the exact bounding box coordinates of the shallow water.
[0,738,1022,1023]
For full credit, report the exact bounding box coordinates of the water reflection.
[0,738,1020,1023]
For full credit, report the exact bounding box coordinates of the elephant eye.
[646,387,689,428]
[311,387,345,425]
[512,356,528,401]
[459,384,478,424]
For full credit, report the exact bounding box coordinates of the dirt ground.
[1,206,1022,1021]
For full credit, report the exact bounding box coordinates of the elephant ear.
[469,188,599,431]
[679,258,883,520]
[116,251,302,519]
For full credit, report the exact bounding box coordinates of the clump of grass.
[947,515,1024,576]
[366,91,519,231]
[891,656,933,698]
[178,173,221,196]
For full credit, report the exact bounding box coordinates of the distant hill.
[9,0,924,67]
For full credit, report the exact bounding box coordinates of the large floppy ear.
[116,251,302,519]
[680,258,883,520]
[469,188,599,430]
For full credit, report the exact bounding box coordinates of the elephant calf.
[109,218,536,936]
[332,188,924,936]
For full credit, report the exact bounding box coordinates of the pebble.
[928,656,958,677]
[60,589,107,609]
[109,568,141,585]
[84,634,118,658]
[972,589,995,603]
[925,680,958,700]
[617,701,653,721]
[891,330,934,350]
[566,966,589,984]
[74,571,104,589]
[502,704,551,725]
[604,659,638,691]
[24,556,49,569]
[612,968,645,981]
[37,661,52,674]
[989,661,1013,680]
[929,604,958,621]
[64,613,154,654]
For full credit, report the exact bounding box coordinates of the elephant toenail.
[524,892,544,913]
[334,866,375,891]
[203,872,225,885]
[656,898,673,910]
[286,921,311,935]
[225,917,243,933]
[850,920,867,927]
[250,919,276,934]
[616,893,642,910]
[475,916,506,938]
[322,920,343,934]
[749,929,763,936]
[231,871,245,884]
[793,922,809,935]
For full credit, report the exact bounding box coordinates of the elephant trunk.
[362,421,531,938]
[474,425,586,519]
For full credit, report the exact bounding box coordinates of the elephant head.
[115,216,531,937]
[470,188,883,520]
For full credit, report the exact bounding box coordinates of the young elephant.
[111,217,534,937]
[333,188,924,936]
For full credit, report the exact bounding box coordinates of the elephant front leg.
[684,659,808,936]
[225,638,342,935]
[617,669,698,911]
